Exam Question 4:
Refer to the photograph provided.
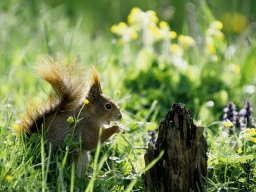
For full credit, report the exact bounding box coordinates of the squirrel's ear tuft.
[88,69,102,102]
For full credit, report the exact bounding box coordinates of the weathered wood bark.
[144,103,207,192]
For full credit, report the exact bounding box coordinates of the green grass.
[1,1,256,191]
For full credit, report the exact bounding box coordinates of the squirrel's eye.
[105,103,112,110]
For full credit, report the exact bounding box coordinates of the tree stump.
[144,103,207,192]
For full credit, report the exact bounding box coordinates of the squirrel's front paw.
[114,125,127,133]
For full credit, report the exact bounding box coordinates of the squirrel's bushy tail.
[37,57,87,110]
[15,56,87,133]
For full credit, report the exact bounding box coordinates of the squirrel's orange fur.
[16,57,122,176]
[17,57,87,134]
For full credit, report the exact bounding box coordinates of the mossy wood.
[144,103,207,192]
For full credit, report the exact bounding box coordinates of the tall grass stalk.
[85,128,103,192]
[41,137,46,192]
[70,163,75,192]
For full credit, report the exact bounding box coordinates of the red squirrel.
[15,57,122,176]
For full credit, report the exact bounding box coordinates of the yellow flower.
[83,99,89,105]
[232,14,247,33]
[151,16,159,24]
[128,8,141,25]
[131,7,141,15]
[248,128,256,134]
[149,26,160,38]
[206,43,216,54]
[118,22,127,29]
[170,31,177,39]
[148,10,159,23]
[185,36,194,45]
[110,25,118,33]
[222,13,247,33]
[237,147,243,154]
[111,22,128,35]
[12,123,21,132]
[128,15,135,25]
[67,116,74,124]
[159,21,169,30]
[211,21,223,30]
[251,137,256,144]
[5,175,13,182]
[131,31,138,40]
[170,44,179,52]
[148,10,157,17]
[178,35,194,48]
[215,31,224,40]
[223,119,233,128]
[170,44,182,56]
[178,35,185,43]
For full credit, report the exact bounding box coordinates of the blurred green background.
[1,0,256,118]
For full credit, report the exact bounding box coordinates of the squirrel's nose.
[118,113,122,120]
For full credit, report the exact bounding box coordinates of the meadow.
[0,0,256,191]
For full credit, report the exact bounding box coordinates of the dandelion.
[67,116,74,124]
[223,119,233,128]
[237,147,243,154]
[5,175,13,182]
[242,128,256,142]
[83,99,89,105]
[248,128,256,134]
[12,123,21,132]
